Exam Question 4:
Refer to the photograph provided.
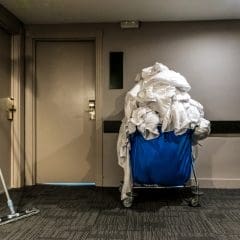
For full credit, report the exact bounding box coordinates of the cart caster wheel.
[123,197,133,208]
[189,197,200,207]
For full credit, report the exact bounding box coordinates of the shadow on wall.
[104,92,125,121]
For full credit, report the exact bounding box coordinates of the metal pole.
[0,168,16,215]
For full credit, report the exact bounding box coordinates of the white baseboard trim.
[197,178,240,188]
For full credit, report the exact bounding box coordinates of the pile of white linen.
[117,62,210,200]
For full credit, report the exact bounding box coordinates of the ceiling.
[0,0,240,24]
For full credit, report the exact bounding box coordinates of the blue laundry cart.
[121,129,200,207]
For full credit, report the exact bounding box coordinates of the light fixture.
[120,20,140,29]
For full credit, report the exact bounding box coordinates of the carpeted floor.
[0,186,240,240]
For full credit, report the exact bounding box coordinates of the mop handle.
[0,168,16,215]
[0,168,11,202]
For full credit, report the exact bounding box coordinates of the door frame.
[11,34,25,188]
[25,28,103,186]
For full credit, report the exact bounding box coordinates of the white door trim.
[25,30,103,186]
[10,34,25,188]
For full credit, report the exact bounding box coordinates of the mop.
[0,168,39,225]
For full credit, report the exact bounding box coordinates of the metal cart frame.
[120,158,202,208]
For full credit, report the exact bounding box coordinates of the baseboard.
[2,181,240,192]
[0,187,12,196]
[197,178,240,188]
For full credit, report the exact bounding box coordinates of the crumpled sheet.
[117,62,210,200]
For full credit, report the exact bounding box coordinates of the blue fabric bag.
[130,129,193,186]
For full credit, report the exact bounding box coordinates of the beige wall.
[196,136,240,188]
[102,21,240,120]
[103,21,240,188]
[26,21,240,187]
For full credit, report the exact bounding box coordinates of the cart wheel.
[189,196,200,207]
[123,197,133,208]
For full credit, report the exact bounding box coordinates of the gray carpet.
[0,186,240,240]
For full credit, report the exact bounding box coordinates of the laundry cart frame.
[119,129,202,208]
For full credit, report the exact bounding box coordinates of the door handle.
[85,100,95,120]
[7,97,16,121]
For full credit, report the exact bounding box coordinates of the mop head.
[0,208,40,226]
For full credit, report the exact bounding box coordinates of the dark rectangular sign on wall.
[109,52,123,89]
